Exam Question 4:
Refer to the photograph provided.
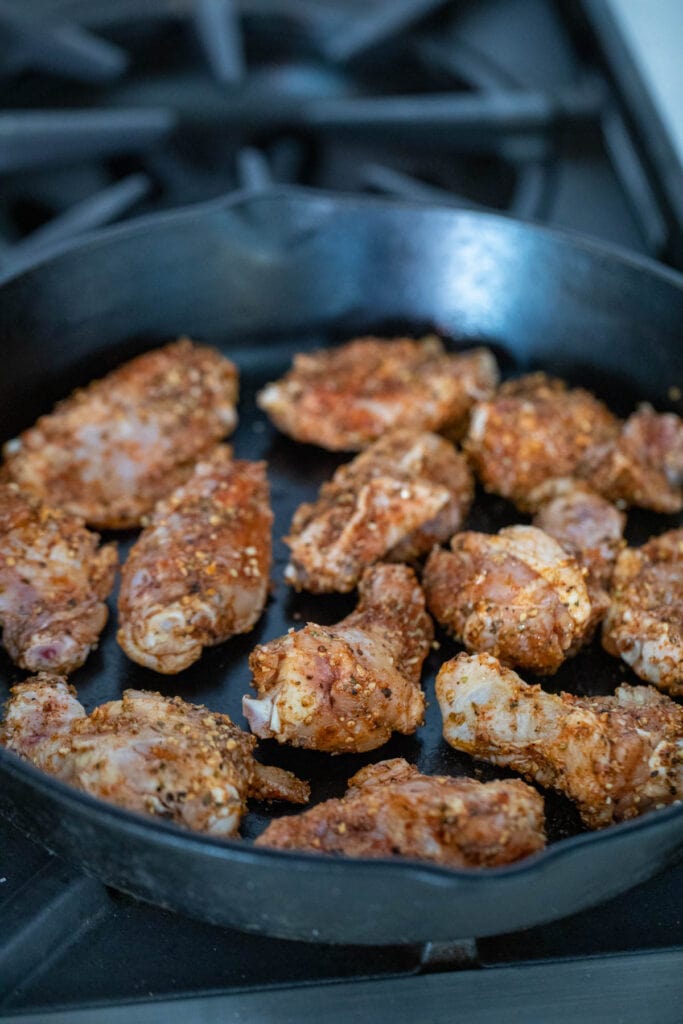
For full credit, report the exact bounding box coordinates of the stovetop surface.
[0,0,682,1018]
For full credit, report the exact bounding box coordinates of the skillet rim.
[1,182,683,291]
[0,183,682,893]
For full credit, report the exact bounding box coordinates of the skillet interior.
[0,187,682,943]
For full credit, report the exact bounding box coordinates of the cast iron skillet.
[0,188,682,945]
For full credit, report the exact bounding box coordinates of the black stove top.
[0,1,682,1020]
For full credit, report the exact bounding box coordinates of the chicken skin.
[2,338,239,529]
[256,757,546,867]
[243,564,432,753]
[258,335,498,451]
[585,405,683,514]
[0,483,117,674]
[118,447,271,674]
[465,374,620,511]
[423,525,592,675]
[436,652,683,828]
[1,676,309,836]
[532,478,625,626]
[603,529,683,695]
[285,430,473,593]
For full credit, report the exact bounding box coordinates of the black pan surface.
[0,188,682,944]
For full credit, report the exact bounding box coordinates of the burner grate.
[0,0,663,277]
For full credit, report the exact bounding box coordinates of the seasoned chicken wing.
[285,430,473,593]
[256,757,546,867]
[258,336,498,451]
[0,483,117,674]
[531,478,625,626]
[585,405,683,513]
[603,529,683,695]
[243,564,432,753]
[1,676,309,836]
[2,338,239,529]
[437,652,683,828]
[423,524,592,675]
[118,447,271,674]
[465,374,620,510]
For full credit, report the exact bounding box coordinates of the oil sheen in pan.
[1,332,678,849]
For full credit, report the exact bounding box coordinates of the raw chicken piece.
[256,757,546,867]
[436,652,683,828]
[285,429,473,593]
[0,483,117,674]
[423,524,592,675]
[585,405,683,513]
[2,338,239,529]
[1,676,309,836]
[464,374,620,510]
[531,478,625,627]
[118,447,271,674]
[258,336,498,451]
[603,529,683,695]
[243,564,432,753]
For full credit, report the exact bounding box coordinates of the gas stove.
[0,1,682,1020]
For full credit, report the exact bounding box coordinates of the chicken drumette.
[243,564,432,753]
[603,529,683,695]
[285,429,473,593]
[256,757,546,867]
[1,676,309,836]
[118,447,271,674]
[585,405,683,514]
[436,652,683,828]
[531,478,625,626]
[258,335,498,451]
[0,483,117,674]
[464,374,619,510]
[423,525,592,675]
[465,375,683,514]
[2,338,239,529]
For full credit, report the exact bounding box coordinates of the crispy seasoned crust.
[243,564,432,753]
[464,373,620,510]
[436,652,683,828]
[285,429,474,593]
[118,447,272,674]
[256,756,546,867]
[423,525,592,675]
[603,529,683,695]
[258,336,498,451]
[0,483,117,674]
[2,338,239,529]
[1,676,309,836]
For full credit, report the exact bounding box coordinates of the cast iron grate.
[0,0,670,278]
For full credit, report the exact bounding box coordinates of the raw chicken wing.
[603,529,683,695]
[285,429,473,593]
[0,483,117,674]
[465,374,619,510]
[2,338,239,528]
[586,405,683,513]
[243,564,432,753]
[258,336,498,451]
[118,447,271,673]
[1,676,309,836]
[531,478,625,626]
[256,757,546,867]
[423,524,592,675]
[437,652,683,828]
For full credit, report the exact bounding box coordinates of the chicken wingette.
[2,338,239,529]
